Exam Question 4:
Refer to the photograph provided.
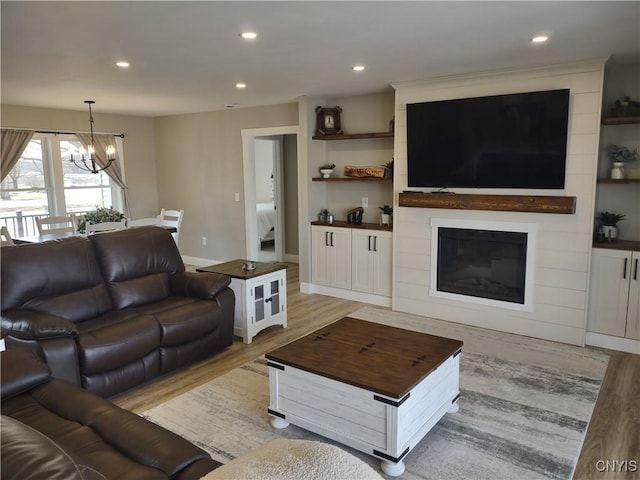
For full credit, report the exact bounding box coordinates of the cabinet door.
[248,272,287,326]
[626,252,640,340]
[371,231,393,297]
[351,230,374,293]
[311,226,351,289]
[352,230,392,296]
[587,249,631,337]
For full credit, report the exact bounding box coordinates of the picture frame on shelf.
[315,106,343,136]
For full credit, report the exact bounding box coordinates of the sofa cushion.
[76,311,160,374]
[89,227,185,309]
[1,415,86,480]
[132,297,222,346]
[0,236,112,319]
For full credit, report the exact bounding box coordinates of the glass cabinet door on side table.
[248,271,286,338]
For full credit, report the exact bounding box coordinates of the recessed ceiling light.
[236,83,247,89]
[240,32,257,40]
[353,65,365,72]
[116,61,130,68]
[531,35,549,44]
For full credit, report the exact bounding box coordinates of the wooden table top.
[13,225,177,244]
[196,259,287,280]
[266,317,463,399]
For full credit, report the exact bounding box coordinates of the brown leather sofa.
[1,348,220,479]
[1,226,234,398]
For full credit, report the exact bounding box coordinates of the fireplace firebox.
[437,227,527,304]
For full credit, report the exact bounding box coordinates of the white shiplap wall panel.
[391,60,605,346]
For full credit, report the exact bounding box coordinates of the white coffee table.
[266,317,463,476]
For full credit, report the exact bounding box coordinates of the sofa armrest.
[169,272,231,300]
[1,310,78,340]
[0,349,51,401]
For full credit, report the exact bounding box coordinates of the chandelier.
[69,100,116,174]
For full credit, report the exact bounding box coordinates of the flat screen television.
[406,89,570,189]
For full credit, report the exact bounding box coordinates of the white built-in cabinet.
[351,229,392,296]
[311,224,392,298]
[587,248,640,340]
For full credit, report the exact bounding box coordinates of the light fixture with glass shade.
[69,100,116,174]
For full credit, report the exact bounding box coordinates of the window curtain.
[76,133,130,217]
[1,129,34,181]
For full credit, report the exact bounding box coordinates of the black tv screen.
[406,89,570,189]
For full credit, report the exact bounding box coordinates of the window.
[0,133,123,237]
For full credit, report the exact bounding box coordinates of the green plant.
[320,163,336,170]
[607,145,638,163]
[378,205,393,215]
[382,159,394,179]
[77,206,125,234]
[319,208,330,215]
[597,211,625,227]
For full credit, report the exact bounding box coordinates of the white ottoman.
[201,438,384,480]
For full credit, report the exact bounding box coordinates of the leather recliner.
[1,348,220,479]
[1,226,235,397]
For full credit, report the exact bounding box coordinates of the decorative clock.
[315,106,343,136]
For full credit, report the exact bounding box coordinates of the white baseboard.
[181,255,222,267]
[284,254,299,264]
[300,282,391,307]
[585,332,640,354]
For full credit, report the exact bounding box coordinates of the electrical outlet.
[362,197,368,208]
[201,237,207,246]
[234,192,240,202]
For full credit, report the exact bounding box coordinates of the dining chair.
[86,220,127,235]
[1,226,15,246]
[35,215,77,235]
[158,209,184,244]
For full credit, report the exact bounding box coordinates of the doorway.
[242,126,299,263]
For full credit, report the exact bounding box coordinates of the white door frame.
[242,126,298,261]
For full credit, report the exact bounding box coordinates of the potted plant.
[77,206,125,234]
[597,211,625,241]
[379,205,393,226]
[607,145,638,179]
[319,163,336,178]
[382,159,394,179]
[318,208,334,224]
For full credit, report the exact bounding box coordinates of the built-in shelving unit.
[398,192,577,214]
[312,131,393,141]
[312,177,391,182]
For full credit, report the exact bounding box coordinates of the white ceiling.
[2,1,639,117]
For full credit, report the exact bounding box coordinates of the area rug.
[142,306,610,480]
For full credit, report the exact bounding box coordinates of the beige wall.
[153,103,298,261]
[1,104,159,218]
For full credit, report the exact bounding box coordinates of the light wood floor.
[114,263,639,480]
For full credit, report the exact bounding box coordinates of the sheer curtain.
[76,133,130,217]
[1,129,34,181]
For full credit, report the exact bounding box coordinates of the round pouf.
[202,438,384,480]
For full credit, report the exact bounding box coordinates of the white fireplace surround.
[430,218,538,312]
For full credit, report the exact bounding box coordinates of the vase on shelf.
[610,162,625,180]
[320,168,334,178]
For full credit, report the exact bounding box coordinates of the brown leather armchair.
[1,348,220,479]
[1,227,235,397]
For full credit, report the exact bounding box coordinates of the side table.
[197,259,287,344]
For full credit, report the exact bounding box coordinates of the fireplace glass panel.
[437,228,527,304]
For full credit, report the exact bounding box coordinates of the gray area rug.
[142,306,609,480]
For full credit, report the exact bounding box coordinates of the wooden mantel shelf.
[398,192,577,214]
